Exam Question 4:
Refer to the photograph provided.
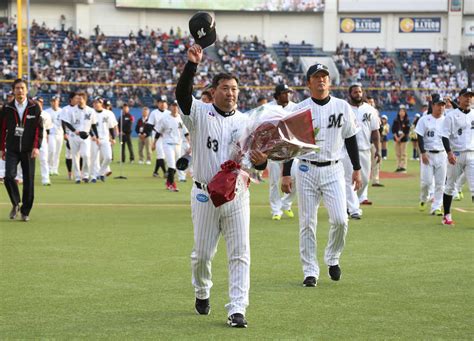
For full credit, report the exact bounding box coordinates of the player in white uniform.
[90,97,118,182]
[441,87,474,225]
[343,85,380,219]
[146,96,169,178]
[153,103,190,191]
[45,95,63,176]
[176,44,267,328]
[61,91,98,183]
[415,94,447,216]
[265,84,298,220]
[281,63,361,287]
[35,97,53,186]
[60,93,78,180]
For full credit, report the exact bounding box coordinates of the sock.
[443,193,453,215]
[66,159,72,172]
[167,168,175,184]
[382,149,387,158]
[159,159,166,175]
[154,159,159,174]
[80,157,83,171]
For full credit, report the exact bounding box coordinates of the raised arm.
[175,45,203,116]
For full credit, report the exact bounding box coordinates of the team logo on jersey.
[471,121,474,129]
[327,113,343,128]
[208,111,215,117]
[196,193,209,203]
[299,164,309,172]
[102,117,109,123]
[84,114,91,120]
[362,113,371,122]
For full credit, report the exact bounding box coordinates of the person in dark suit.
[0,79,43,221]
[117,103,135,163]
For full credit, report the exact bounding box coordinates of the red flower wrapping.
[207,160,244,207]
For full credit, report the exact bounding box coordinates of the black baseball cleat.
[9,205,19,219]
[227,313,247,328]
[195,298,210,315]
[350,213,361,220]
[329,265,341,281]
[303,276,317,287]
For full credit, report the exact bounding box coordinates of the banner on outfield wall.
[399,17,441,33]
[465,21,474,36]
[340,17,381,33]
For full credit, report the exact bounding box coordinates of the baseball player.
[45,95,63,176]
[153,101,190,191]
[281,63,361,287]
[415,94,447,216]
[343,84,380,218]
[60,93,78,180]
[61,91,98,183]
[35,97,53,186]
[169,100,192,182]
[366,96,384,187]
[90,97,117,182]
[441,87,474,225]
[146,96,169,177]
[266,84,298,220]
[176,44,267,328]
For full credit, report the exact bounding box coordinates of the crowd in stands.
[0,23,468,112]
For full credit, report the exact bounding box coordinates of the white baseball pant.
[454,172,466,195]
[178,141,190,181]
[420,151,447,212]
[163,143,180,170]
[48,133,63,174]
[268,160,297,216]
[155,138,165,159]
[91,139,112,179]
[39,140,50,184]
[342,153,361,215]
[445,151,474,198]
[70,135,91,181]
[296,161,348,279]
[358,149,371,202]
[190,184,250,316]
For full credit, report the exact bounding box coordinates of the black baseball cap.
[51,95,60,101]
[93,96,103,103]
[274,84,292,97]
[189,12,216,49]
[170,100,178,106]
[459,87,473,96]
[306,63,329,80]
[431,94,447,105]
[157,95,167,102]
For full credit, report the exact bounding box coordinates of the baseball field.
[1,142,472,339]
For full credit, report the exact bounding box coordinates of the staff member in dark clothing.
[0,79,43,221]
[117,103,135,163]
[391,105,411,173]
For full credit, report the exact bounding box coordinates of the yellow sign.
[340,18,355,33]
[399,18,415,33]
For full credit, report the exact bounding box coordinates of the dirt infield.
[379,171,414,179]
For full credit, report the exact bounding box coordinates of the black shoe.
[195,298,210,315]
[21,214,30,222]
[9,205,19,219]
[395,168,402,172]
[303,276,317,287]
[350,213,361,220]
[227,313,247,328]
[329,265,341,281]
[372,183,384,187]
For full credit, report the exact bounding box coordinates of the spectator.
[392,106,410,173]
[135,106,152,165]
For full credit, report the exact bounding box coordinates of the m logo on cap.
[197,28,206,39]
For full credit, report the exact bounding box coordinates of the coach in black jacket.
[0,79,43,222]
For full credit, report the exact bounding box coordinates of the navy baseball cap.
[431,94,447,104]
[157,95,167,102]
[274,84,292,97]
[51,95,60,101]
[93,96,103,103]
[306,63,329,80]
[459,87,473,96]
[189,12,216,49]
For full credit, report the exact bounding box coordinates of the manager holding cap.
[0,79,43,222]
[281,63,362,287]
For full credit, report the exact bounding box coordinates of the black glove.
[79,131,89,140]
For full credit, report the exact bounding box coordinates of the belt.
[194,181,208,192]
[301,159,339,167]
[428,150,442,154]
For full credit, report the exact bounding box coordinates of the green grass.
[0,142,473,339]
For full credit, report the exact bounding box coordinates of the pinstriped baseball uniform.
[91,109,117,179]
[442,108,474,198]
[343,102,379,214]
[180,97,250,317]
[157,113,189,170]
[45,106,63,174]
[148,108,170,159]
[61,105,97,181]
[39,110,53,185]
[292,96,358,279]
[265,100,298,216]
[415,114,447,212]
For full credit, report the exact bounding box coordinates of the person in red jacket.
[0,79,43,222]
